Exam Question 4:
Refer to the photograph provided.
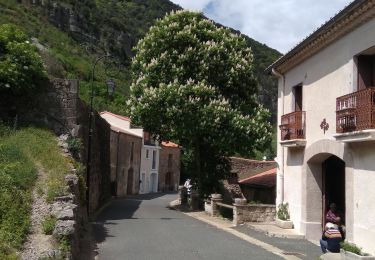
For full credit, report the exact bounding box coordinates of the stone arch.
[301,139,354,240]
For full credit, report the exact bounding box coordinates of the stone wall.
[110,130,142,196]
[51,173,85,259]
[0,78,112,214]
[233,203,276,225]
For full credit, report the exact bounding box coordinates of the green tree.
[0,24,46,95]
[129,11,271,196]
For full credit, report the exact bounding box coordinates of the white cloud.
[171,0,352,54]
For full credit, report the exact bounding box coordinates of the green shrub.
[42,216,57,235]
[58,235,71,254]
[66,136,82,157]
[0,24,46,94]
[277,202,290,221]
[340,241,364,255]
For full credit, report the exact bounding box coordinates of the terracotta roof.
[268,0,375,73]
[230,157,277,181]
[100,111,130,122]
[161,141,180,148]
[238,168,277,188]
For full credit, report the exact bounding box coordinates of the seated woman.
[320,222,343,253]
[326,203,345,239]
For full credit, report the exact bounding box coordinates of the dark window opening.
[357,55,375,90]
[293,84,303,111]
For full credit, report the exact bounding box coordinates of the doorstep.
[245,222,305,239]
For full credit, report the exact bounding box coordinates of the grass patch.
[0,125,71,257]
[42,216,57,235]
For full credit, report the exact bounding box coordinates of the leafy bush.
[0,24,46,94]
[66,136,82,157]
[42,216,57,235]
[277,202,290,221]
[340,241,364,255]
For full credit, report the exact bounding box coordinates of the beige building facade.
[270,0,375,255]
[139,132,161,194]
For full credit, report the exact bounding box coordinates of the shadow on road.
[88,193,177,259]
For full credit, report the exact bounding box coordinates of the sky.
[170,0,353,54]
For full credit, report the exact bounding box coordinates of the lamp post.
[86,54,116,215]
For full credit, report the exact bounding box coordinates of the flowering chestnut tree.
[129,11,271,195]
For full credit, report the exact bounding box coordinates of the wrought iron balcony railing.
[336,87,375,133]
[279,111,306,141]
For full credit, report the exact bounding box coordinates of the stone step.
[246,222,305,239]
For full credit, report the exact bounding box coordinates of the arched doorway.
[302,139,353,241]
[127,168,134,195]
[165,172,172,191]
[322,156,345,227]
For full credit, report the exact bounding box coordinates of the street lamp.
[86,54,116,215]
[106,79,116,101]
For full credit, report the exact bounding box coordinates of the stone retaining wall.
[207,194,276,226]
[233,204,276,225]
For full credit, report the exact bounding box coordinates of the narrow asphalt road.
[92,193,283,260]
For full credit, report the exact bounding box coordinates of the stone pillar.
[179,186,188,205]
[210,193,223,216]
[233,198,247,226]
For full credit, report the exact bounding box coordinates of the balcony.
[335,87,375,142]
[279,111,306,147]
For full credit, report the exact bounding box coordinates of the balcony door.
[357,55,375,90]
[293,84,303,111]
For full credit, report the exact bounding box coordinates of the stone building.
[223,157,277,204]
[158,141,181,192]
[269,0,375,254]
[101,112,143,196]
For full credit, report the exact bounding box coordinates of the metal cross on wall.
[320,118,329,134]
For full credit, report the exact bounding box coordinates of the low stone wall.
[207,194,276,226]
[233,203,276,225]
[50,172,86,260]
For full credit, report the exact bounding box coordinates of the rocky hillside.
[1,0,281,122]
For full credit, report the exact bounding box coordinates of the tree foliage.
[0,24,46,94]
[129,11,272,196]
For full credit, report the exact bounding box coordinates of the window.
[152,150,157,169]
[146,149,149,159]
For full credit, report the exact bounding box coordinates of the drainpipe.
[272,68,285,204]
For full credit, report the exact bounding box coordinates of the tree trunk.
[194,138,202,195]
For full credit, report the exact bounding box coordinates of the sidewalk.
[178,208,324,260]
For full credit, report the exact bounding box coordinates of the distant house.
[101,111,181,195]
[100,111,143,196]
[139,132,161,194]
[158,141,181,192]
[223,157,277,204]
[269,0,375,254]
